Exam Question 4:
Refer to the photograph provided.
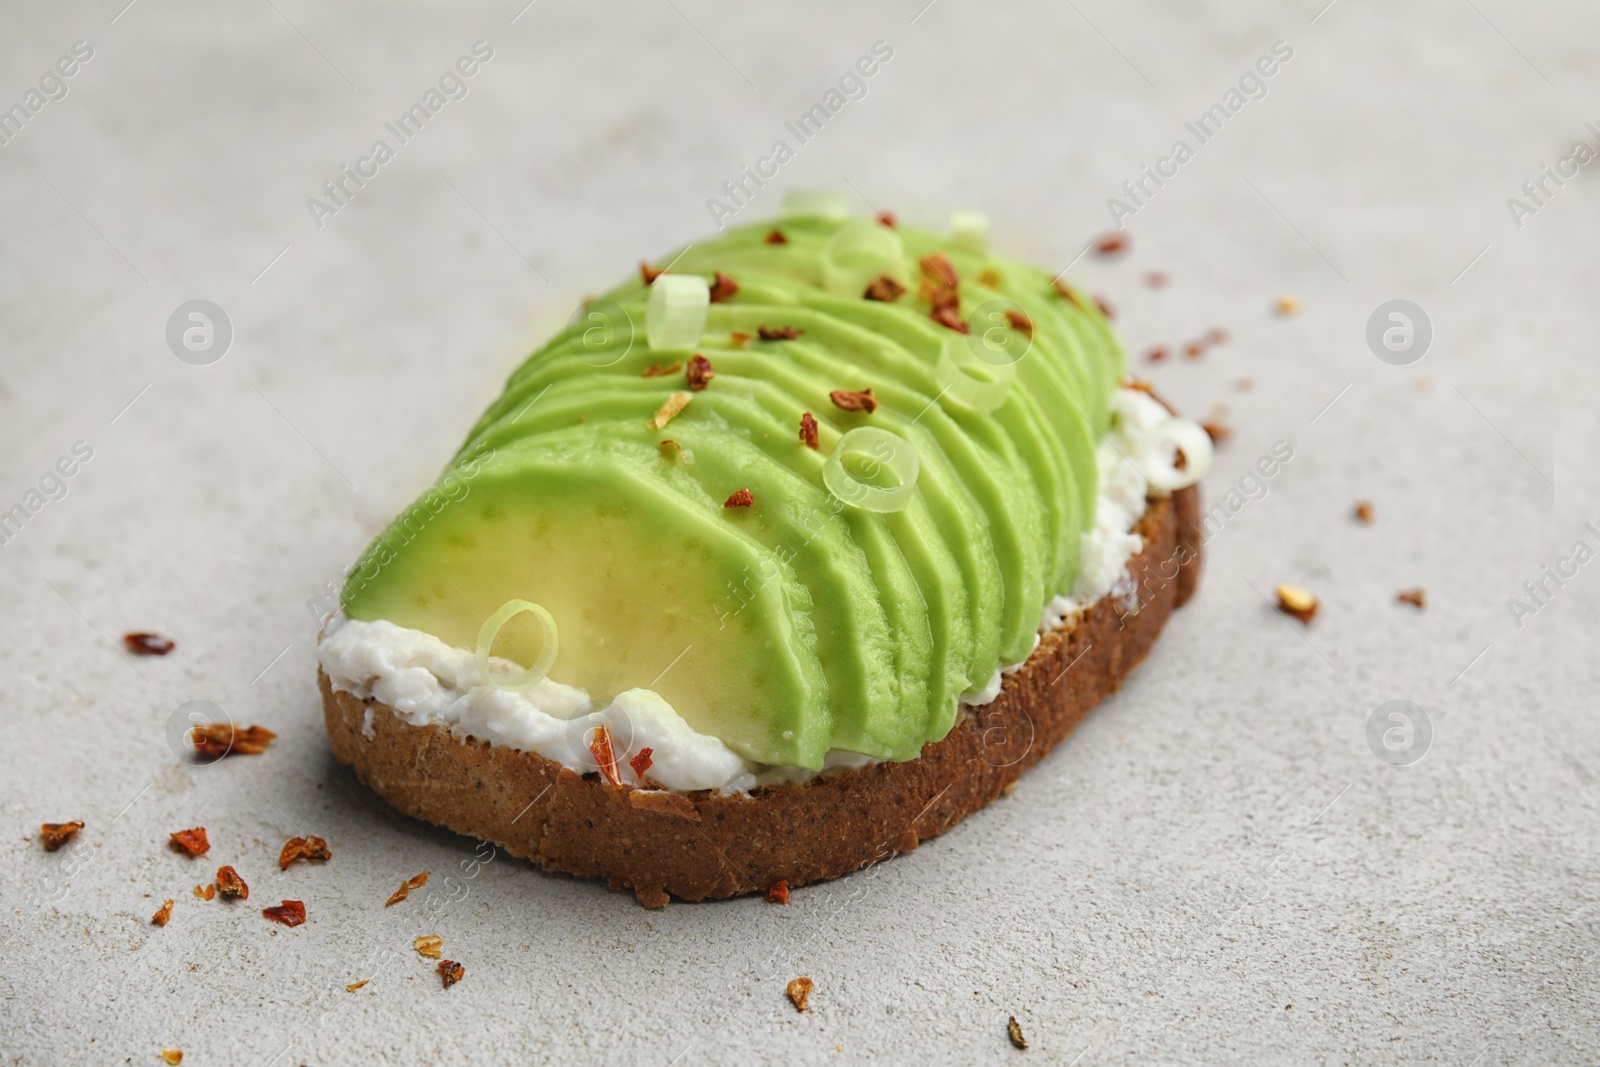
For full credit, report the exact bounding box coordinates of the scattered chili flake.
[262,900,306,927]
[1235,377,1255,392]
[123,632,175,656]
[1274,585,1318,624]
[1007,1015,1028,1050]
[160,1051,183,1065]
[40,820,83,851]
[438,960,465,989]
[723,488,754,509]
[386,871,429,907]
[1053,278,1081,305]
[1184,340,1206,359]
[215,866,248,900]
[1397,588,1427,609]
[1275,293,1303,316]
[629,747,654,780]
[187,722,276,758]
[876,209,898,227]
[658,439,682,460]
[798,411,820,450]
[730,331,752,348]
[193,884,215,901]
[930,303,969,333]
[829,388,878,414]
[764,228,788,245]
[686,354,715,391]
[1205,327,1231,345]
[1143,270,1169,290]
[639,260,663,285]
[414,935,443,959]
[1146,346,1169,363]
[151,899,174,926]
[1121,376,1155,395]
[169,827,210,858]
[589,724,623,786]
[1353,501,1374,524]
[1004,309,1033,336]
[278,835,331,870]
[862,275,906,302]
[1201,421,1232,445]
[708,272,740,303]
[919,252,958,289]
[641,361,682,378]
[1093,294,1116,320]
[758,325,804,341]
[345,980,368,992]
[646,391,693,430]
[786,976,814,1013]
[978,268,1003,288]
[766,880,790,905]
[1092,232,1128,256]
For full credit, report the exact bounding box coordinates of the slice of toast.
[320,485,1201,907]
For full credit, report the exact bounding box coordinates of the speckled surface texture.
[2,2,1598,1064]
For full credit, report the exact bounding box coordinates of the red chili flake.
[787,977,814,1013]
[160,1051,183,1065]
[437,960,466,989]
[766,880,790,905]
[386,871,429,907]
[215,865,248,900]
[169,827,210,858]
[930,304,969,333]
[1201,421,1232,445]
[1143,270,1169,290]
[639,260,663,285]
[641,361,682,378]
[919,252,958,289]
[876,209,898,227]
[1004,309,1033,336]
[829,388,878,414]
[1353,501,1375,524]
[40,820,84,851]
[758,325,803,341]
[1093,295,1115,321]
[1121,376,1155,395]
[345,980,368,992]
[151,899,174,926]
[589,724,623,786]
[1093,232,1128,256]
[730,331,752,348]
[798,411,820,450]
[123,632,174,656]
[708,272,740,303]
[685,354,715,391]
[187,723,277,758]
[862,275,906,302]
[723,488,754,509]
[1397,588,1427,609]
[764,228,788,245]
[1145,346,1169,363]
[629,747,654,780]
[262,900,306,927]
[278,835,331,871]
[193,884,215,901]
[1205,327,1231,345]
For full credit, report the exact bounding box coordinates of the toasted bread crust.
[321,487,1200,907]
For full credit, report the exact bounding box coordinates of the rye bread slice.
[321,485,1201,907]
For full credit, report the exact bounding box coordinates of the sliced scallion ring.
[821,220,907,297]
[475,599,559,691]
[782,189,850,220]
[1139,417,1213,494]
[936,335,1017,413]
[823,427,920,513]
[646,274,709,352]
[949,211,989,254]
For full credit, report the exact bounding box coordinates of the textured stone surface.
[2,1,1598,1064]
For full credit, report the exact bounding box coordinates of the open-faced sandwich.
[318,193,1209,907]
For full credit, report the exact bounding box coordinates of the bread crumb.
[1274,294,1303,316]
[1274,585,1318,624]
[346,980,368,992]
[787,976,814,1013]
[1396,588,1426,609]
[1007,1015,1028,1049]
[160,1051,183,1065]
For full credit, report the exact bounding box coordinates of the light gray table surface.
[2,1,1597,1063]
